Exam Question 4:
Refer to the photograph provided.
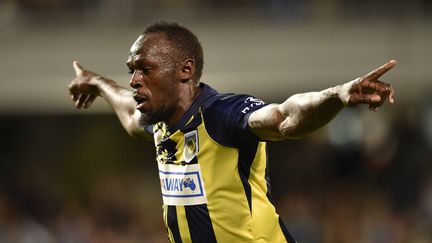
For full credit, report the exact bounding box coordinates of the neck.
[166,83,201,126]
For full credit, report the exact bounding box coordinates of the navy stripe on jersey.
[279,216,296,243]
[237,141,259,212]
[167,206,182,243]
[264,145,272,201]
[180,113,203,134]
[185,204,217,243]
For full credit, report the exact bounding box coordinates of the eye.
[128,69,134,75]
[142,67,151,75]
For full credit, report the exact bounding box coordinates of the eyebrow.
[127,55,153,70]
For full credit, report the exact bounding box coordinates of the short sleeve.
[203,94,267,146]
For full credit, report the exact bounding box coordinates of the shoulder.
[202,93,265,113]
[200,92,267,146]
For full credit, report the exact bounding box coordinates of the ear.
[177,59,195,82]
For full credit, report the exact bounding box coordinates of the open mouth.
[133,94,148,110]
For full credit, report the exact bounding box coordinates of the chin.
[138,113,152,126]
[139,111,163,125]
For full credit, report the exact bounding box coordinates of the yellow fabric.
[199,121,254,242]
[176,206,192,242]
[154,110,289,242]
[250,142,287,242]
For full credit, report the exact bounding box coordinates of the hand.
[348,60,396,111]
[69,61,101,109]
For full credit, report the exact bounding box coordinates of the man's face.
[127,33,181,125]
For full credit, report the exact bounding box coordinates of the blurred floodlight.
[327,109,362,147]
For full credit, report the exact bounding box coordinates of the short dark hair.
[143,21,204,81]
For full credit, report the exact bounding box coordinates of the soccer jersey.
[152,83,295,243]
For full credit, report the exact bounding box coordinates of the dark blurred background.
[1,0,432,242]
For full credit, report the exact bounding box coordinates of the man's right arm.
[68,61,151,140]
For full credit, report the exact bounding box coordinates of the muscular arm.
[92,78,149,139]
[69,61,151,140]
[249,60,396,141]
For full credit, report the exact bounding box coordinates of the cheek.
[147,71,178,106]
[148,84,176,107]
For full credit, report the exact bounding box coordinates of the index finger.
[73,60,84,76]
[364,59,397,81]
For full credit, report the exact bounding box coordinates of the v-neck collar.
[166,83,218,134]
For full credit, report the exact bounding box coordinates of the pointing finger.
[364,59,397,82]
[73,61,84,76]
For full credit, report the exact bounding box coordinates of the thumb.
[73,61,84,76]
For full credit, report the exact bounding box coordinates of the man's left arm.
[248,60,396,141]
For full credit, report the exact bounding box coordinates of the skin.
[69,33,396,141]
[69,32,200,138]
[127,33,200,125]
[248,60,396,140]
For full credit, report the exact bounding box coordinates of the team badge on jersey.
[183,130,199,163]
[158,163,208,205]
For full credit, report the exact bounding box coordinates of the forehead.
[128,33,175,63]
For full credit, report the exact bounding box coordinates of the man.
[69,21,396,243]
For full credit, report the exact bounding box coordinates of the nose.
[129,71,144,89]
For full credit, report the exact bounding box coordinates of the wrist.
[336,77,360,105]
[90,76,115,97]
[89,76,104,86]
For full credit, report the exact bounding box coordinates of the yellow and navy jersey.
[151,83,295,243]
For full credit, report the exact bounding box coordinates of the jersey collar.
[167,83,218,133]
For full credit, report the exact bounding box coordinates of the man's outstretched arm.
[68,61,151,140]
[248,60,396,141]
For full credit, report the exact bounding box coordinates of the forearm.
[93,77,148,138]
[249,78,358,140]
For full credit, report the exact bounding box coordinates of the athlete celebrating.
[68,21,396,243]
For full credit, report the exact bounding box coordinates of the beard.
[137,112,151,127]
[137,107,174,126]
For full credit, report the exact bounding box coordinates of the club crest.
[184,130,199,163]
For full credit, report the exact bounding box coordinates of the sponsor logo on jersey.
[183,178,196,191]
[160,177,196,192]
[158,163,207,205]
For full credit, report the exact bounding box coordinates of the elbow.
[127,129,142,139]
[127,128,152,141]
[124,119,152,141]
[277,118,297,140]
[278,118,310,140]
